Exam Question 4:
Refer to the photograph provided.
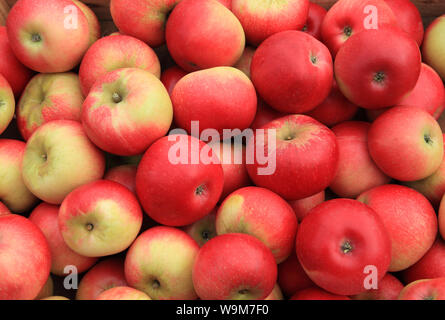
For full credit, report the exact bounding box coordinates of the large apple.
[166,0,245,72]
[302,2,327,40]
[384,0,424,45]
[0,74,15,135]
[277,252,314,298]
[291,287,351,300]
[422,15,445,81]
[17,72,84,140]
[357,184,437,272]
[351,273,404,300]
[193,233,277,300]
[6,0,90,72]
[296,198,391,295]
[125,226,200,300]
[398,278,445,300]
[288,191,325,222]
[160,65,188,96]
[96,286,151,300]
[22,120,105,204]
[0,214,51,300]
[104,164,138,194]
[183,209,217,247]
[231,0,309,46]
[251,30,333,114]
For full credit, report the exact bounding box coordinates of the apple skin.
[246,114,339,201]
[234,46,255,79]
[110,0,181,47]
[17,72,84,141]
[172,67,257,136]
[41,296,70,300]
[296,199,391,296]
[0,214,51,300]
[165,0,245,72]
[321,0,398,57]
[277,252,314,298]
[0,74,15,135]
[288,190,325,222]
[368,107,443,182]
[0,139,37,213]
[96,286,151,300]
[250,98,286,131]
[216,186,298,263]
[351,273,404,300]
[335,28,421,109]
[264,284,284,300]
[125,226,200,300]
[160,66,188,96]
[193,233,277,300]
[136,134,224,227]
[439,197,445,240]
[76,257,127,300]
[402,237,445,284]
[35,275,54,300]
[291,287,351,300]
[384,0,424,45]
[79,35,161,96]
[82,68,173,156]
[183,209,217,247]
[302,2,327,40]
[422,15,445,81]
[6,0,90,73]
[357,185,437,272]
[330,121,391,198]
[0,201,11,216]
[398,278,445,300]
[231,0,309,46]
[72,0,101,47]
[29,203,98,276]
[59,180,143,258]
[22,120,106,204]
[251,30,333,114]
[104,164,137,194]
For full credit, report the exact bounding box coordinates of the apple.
[183,209,217,247]
[246,114,339,201]
[160,66,188,96]
[41,296,70,300]
[302,2,327,40]
[277,252,314,298]
[72,0,101,46]
[79,35,161,96]
[165,0,245,72]
[330,121,391,198]
[231,0,309,46]
[335,27,421,109]
[384,0,424,45]
[357,184,437,272]
[76,257,127,300]
[398,278,445,300]
[125,226,200,300]
[250,98,286,131]
[422,15,445,81]
[35,275,54,300]
[29,203,98,276]
[368,107,443,181]
[0,139,37,213]
[136,134,224,226]
[0,214,51,300]
[439,196,445,240]
[193,233,277,300]
[234,46,255,78]
[22,120,105,204]
[216,186,298,263]
[321,0,398,56]
[265,284,284,300]
[0,74,15,135]
[17,72,84,140]
[6,0,90,73]
[296,198,391,295]
[351,273,404,300]
[288,190,325,222]
[104,164,138,194]
[251,30,333,114]
[96,286,151,300]
[291,287,351,300]
[0,26,33,97]
[59,180,143,257]
[0,201,11,216]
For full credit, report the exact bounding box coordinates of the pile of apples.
[1,0,445,301]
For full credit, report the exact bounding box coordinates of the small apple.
[0,74,15,135]
[96,286,152,300]
[104,164,138,194]
[233,46,255,78]
[302,2,327,40]
[422,15,445,81]
[288,191,325,222]
[160,66,188,96]
[250,98,286,131]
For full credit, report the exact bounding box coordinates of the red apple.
[250,99,286,131]
[351,273,404,300]
[398,278,445,300]
[291,287,351,300]
[233,46,255,79]
[422,15,445,81]
[96,286,151,300]
[302,2,327,40]
[278,252,314,298]
[193,233,277,300]
[384,0,424,45]
[183,209,217,247]
[161,66,188,96]
[288,190,325,222]
[439,196,445,240]
[0,74,15,135]
[104,164,137,194]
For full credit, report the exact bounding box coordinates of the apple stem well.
[341,240,354,254]
[373,71,386,84]
[31,33,42,43]
[195,184,206,196]
[152,279,160,289]
[424,134,433,145]
[86,223,94,231]
[343,26,352,37]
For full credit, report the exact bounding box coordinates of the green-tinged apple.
[0,74,15,135]
[423,15,445,81]
[96,286,152,300]
[183,209,217,247]
[398,278,445,300]
[104,164,138,194]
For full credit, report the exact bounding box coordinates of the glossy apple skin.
[398,278,445,300]
[231,0,309,46]
[161,66,188,96]
[22,120,106,204]
[6,0,90,73]
[422,15,445,81]
[17,73,84,141]
[0,214,51,300]
[96,286,151,300]
[368,107,443,181]
[278,253,314,298]
[321,0,397,56]
[136,134,224,226]
[288,191,325,222]
[384,0,424,45]
[183,209,217,247]
[166,0,245,72]
[82,68,173,156]
[291,287,351,300]
[29,203,97,276]
[250,99,286,131]
[251,31,333,114]
[402,238,445,284]
[217,187,298,263]
[335,28,421,109]
[172,67,257,136]
[193,233,277,300]
[234,46,255,79]
[302,2,327,40]
[104,165,137,194]
[330,121,390,198]
[296,199,391,296]
[357,185,437,272]
[125,226,200,300]
[76,258,127,300]
[246,114,339,201]
[0,74,15,135]
[79,35,161,96]
[0,139,37,213]
[351,273,404,300]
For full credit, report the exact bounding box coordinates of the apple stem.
[31,34,42,43]
[112,92,123,103]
